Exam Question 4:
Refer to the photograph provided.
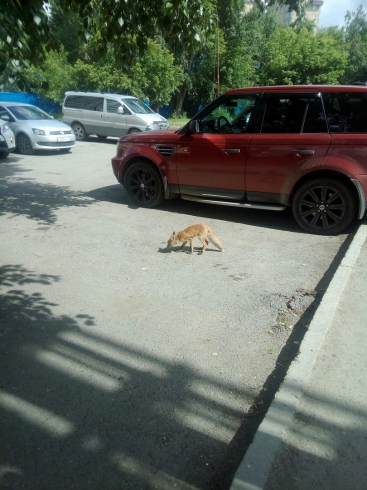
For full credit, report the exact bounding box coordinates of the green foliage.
[82,0,217,68]
[343,6,367,83]
[187,1,262,109]
[26,40,181,109]
[0,0,49,83]
[48,0,85,63]
[23,47,72,103]
[2,0,367,115]
[260,27,348,85]
[0,0,216,88]
[131,40,182,108]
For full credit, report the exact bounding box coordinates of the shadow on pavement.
[0,264,255,490]
[0,163,94,224]
[1,247,363,489]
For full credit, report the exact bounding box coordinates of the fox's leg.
[189,238,194,254]
[180,241,188,251]
[198,236,208,254]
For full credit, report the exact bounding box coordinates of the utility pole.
[216,5,220,97]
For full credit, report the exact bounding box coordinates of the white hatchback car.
[0,117,16,158]
[0,102,76,155]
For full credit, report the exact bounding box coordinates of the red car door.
[246,93,330,203]
[176,94,259,200]
[175,133,250,197]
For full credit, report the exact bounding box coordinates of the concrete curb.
[230,223,367,490]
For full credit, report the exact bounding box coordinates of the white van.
[62,91,169,140]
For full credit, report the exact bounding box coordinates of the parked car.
[0,102,76,155]
[62,91,169,140]
[0,117,16,158]
[112,85,367,235]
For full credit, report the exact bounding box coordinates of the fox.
[167,223,224,254]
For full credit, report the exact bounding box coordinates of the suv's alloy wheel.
[292,178,357,235]
[124,162,164,208]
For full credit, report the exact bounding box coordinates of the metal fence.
[0,93,62,115]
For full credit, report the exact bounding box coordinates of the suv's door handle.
[292,149,315,155]
[222,149,240,154]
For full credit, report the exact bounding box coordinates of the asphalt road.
[0,138,358,490]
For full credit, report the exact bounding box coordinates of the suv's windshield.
[123,99,155,114]
[9,105,52,121]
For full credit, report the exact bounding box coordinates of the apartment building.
[244,1,324,29]
[269,0,324,27]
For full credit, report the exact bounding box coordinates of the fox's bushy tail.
[207,228,224,251]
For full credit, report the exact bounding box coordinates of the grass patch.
[168,118,190,127]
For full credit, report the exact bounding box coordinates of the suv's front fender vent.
[157,145,174,157]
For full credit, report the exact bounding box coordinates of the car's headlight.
[32,128,46,135]
[1,123,9,132]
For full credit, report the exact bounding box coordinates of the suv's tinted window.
[64,96,83,109]
[323,92,367,133]
[201,95,258,134]
[83,97,104,112]
[302,97,327,133]
[261,95,327,134]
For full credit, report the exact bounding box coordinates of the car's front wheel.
[72,123,87,141]
[292,177,357,235]
[124,162,164,207]
[16,134,34,155]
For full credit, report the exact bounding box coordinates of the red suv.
[112,85,367,234]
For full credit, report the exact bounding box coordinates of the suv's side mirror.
[117,106,124,114]
[1,114,10,121]
[189,120,200,134]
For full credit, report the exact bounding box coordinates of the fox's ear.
[172,231,175,235]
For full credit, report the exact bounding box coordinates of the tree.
[1,0,49,85]
[0,0,217,87]
[25,38,181,110]
[167,0,249,116]
[25,47,74,103]
[48,0,85,63]
[131,40,182,111]
[261,26,348,85]
[343,6,367,83]
[217,0,257,93]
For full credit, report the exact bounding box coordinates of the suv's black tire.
[292,177,357,235]
[124,162,165,207]
[72,123,87,141]
[16,134,34,155]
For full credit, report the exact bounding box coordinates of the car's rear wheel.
[72,123,87,141]
[16,134,34,155]
[124,162,164,207]
[292,178,357,235]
